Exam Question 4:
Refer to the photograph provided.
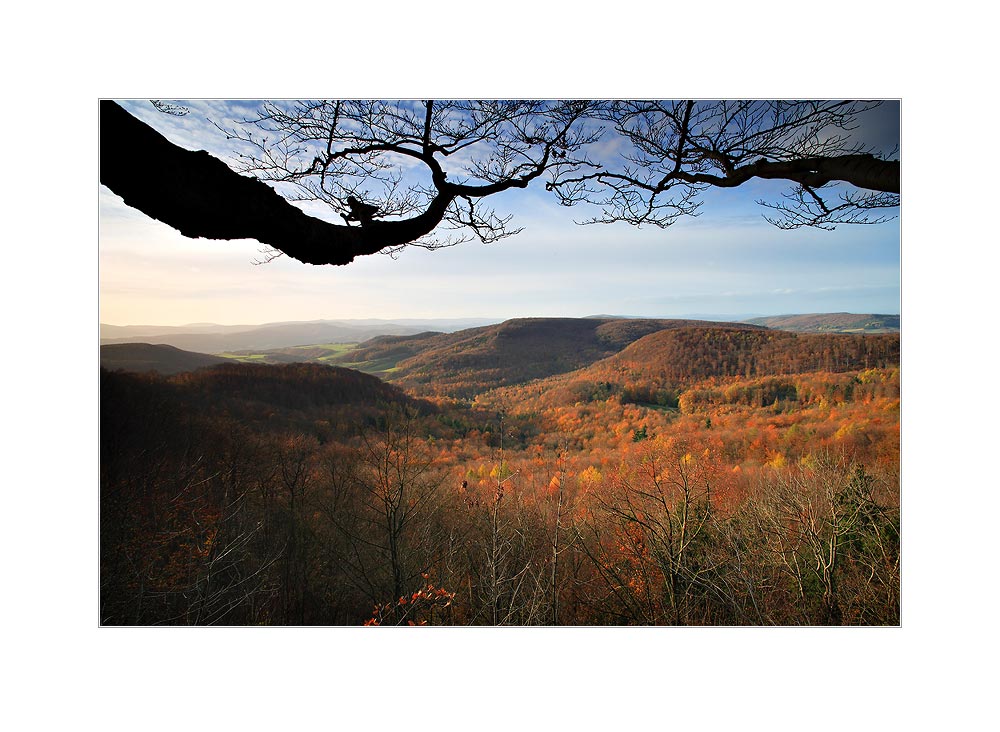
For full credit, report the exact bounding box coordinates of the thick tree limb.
[101,100,898,257]
[560,153,898,199]
[679,154,899,194]
[100,101,453,265]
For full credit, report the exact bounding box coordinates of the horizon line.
[100,310,901,329]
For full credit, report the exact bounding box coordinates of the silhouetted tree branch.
[100,100,900,267]
[546,100,899,229]
[100,99,599,265]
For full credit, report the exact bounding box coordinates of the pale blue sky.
[99,100,900,325]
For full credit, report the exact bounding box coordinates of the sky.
[99,100,901,326]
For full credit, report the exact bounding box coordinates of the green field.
[211,342,415,376]
[216,352,269,362]
[216,343,359,364]
[329,357,403,375]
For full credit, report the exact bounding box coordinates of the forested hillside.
[357,317,765,399]
[101,322,899,626]
[100,343,233,374]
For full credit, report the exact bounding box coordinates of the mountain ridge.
[744,313,899,333]
[369,317,767,399]
[99,317,503,352]
[100,316,901,399]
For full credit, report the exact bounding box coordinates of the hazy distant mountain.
[585,313,760,322]
[99,318,502,353]
[100,322,264,339]
[101,343,234,374]
[743,313,900,333]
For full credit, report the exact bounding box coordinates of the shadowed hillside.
[103,362,432,442]
[100,343,234,374]
[169,362,427,415]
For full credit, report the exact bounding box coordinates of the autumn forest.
[100,317,900,626]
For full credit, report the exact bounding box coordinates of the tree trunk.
[99,101,455,265]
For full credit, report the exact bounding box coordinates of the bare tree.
[100,99,899,265]
[100,99,600,265]
[456,415,551,625]
[313,405,455,622]
[578,440,723,624]
[741,456,899,625]
[547,100,899,230]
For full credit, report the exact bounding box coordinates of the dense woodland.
[101,323,899,625]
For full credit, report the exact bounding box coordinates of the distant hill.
[100,321,429,352]
[594,327,900,381]
[99,317,501,352]
[743,313,899,333]
[100,343,233,375]
[100,322,261,339]
[354,317,766,399]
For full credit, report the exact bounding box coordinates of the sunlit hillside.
[101,319,899,626]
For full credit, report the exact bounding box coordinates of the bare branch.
[150,100,190,116]
[101,99,900,267]
[548,100,899,231]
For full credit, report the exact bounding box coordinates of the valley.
[100,315,900,626]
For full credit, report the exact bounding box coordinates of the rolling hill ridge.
[478,326,900,409]
[101,317,901,408]
[354,317,767,399]
[99,317,500,352]
[744,313,899,333]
